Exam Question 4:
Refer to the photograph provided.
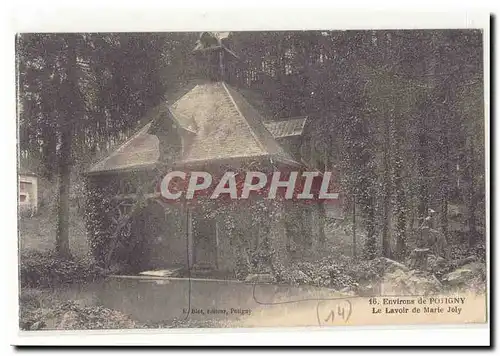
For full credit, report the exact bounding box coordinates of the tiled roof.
[87,82,300,174]
[87,123,160,173]
[173,82,297,165]
[263,117,308,138]
[18,169,37,176]
[192,32,239,60]
[18,162,37,176]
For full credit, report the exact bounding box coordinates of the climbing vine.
[84,176,116,267]
[83,160,312,276]
[83,170,159,269]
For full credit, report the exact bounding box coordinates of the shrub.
[235,251,251,280]
[20,249,102,288]
[20,298,138,330]
[251,237,275,273]
[19,288,44,309]
[274,256,385,291]
[143,318,229,329]
[349,259,387,281]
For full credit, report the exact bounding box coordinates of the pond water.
[54,276,339,325]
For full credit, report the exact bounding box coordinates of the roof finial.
[192,32,239,82]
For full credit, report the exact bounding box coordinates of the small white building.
[19,170,38,214]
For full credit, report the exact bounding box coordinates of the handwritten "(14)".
[317,300,353,325]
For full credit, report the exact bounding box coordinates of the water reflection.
[55,277,337,324]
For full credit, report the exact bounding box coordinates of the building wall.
[19,175,38,212]
[268,203,289,266]
[145,203,260,273]
[143,200,318,274]
[213,202,290,274]
[215,220,237,272]
[214,205,265,273]
[146,203,189,269]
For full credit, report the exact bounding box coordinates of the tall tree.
[17,33,178,257]
[55,35,85,257]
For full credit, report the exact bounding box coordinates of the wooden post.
[353,195,357,259]
[219,49,224,81]
[215,220,219,270]
[185,203,194,268]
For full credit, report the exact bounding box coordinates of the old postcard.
[13,9,489,346]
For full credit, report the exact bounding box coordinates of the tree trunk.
[56,126,72,258]
[364,196,377,259]
[417,129,429,219]
[55,35,80,259]
[417,40,437,221]
[393,115,406,261]
[467,141,477,248]
[394,168,406,260]
[317,201,326,246]
[352,196,357,258]
[382,112,392,258]
[440,137,450,251]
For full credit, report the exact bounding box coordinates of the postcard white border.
[4,3,491,348]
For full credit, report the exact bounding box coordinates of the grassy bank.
[19,288,230,330]
[20,249,103,289]
[18,206,89,257]
[20,288,139,330]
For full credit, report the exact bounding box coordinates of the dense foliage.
[18,30,485,261]
[20,249,102,288]
[274,255,384,289]
[19,291,138,330]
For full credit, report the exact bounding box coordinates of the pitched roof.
[18,168,37,177]
[173,82,298,165]
[263,117,308,138]
[87,82,300,174]
[192,32,239,59]
[18,161,36,176]
[87,123,160,174]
